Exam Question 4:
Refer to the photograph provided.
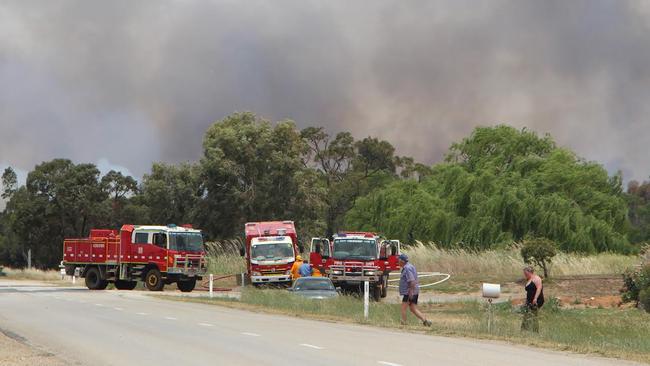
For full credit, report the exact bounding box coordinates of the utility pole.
[27,249,31,269]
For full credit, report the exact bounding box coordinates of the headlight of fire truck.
[364,270,376,276]
[285,269,291,275]
[252,271,262,276]
[331,269,343,275]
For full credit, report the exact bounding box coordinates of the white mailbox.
[482,283,501,299]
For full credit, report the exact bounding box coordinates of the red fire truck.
[62,224,207,292]
[241,221,302,285]
[310,232,401,301]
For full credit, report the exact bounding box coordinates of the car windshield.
[294,279,335,291]
[169,232,203,252]
[251,242,294,260]
[332,239,377,260]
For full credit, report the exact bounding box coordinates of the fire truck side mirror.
[310,238,321,254]
[380,241,389,259]
[390,240,401,256]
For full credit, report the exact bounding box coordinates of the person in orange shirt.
[290,255,304,281]
[312,266,322,277]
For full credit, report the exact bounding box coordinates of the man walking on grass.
[399,254,432,327]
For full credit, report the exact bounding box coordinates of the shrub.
[521,237,557,278]
[621,264,650,307]
[640,288,650,313]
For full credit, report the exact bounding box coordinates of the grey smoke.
[1,0,649,181]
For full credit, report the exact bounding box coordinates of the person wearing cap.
[399,253,432,326]
[291,255,304,281]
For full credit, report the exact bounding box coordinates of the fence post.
[363,280,369,319]
[209,274,214,298]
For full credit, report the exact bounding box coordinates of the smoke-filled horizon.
[1,1,650,182]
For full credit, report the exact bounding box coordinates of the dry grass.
[203,243,637,285]
[204,240,246,275]
[0,267,64,282]
[407,243,638,280]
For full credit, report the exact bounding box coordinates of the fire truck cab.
[62,224,207,292]
[310,232,401,301]
[242,221,301,285]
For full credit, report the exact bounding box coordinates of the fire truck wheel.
[372,284,381,302]
[85,267,107,290]
[144,268,164,291]
[177,278,196,292]
[114,280,137,290]
[380,275,388,298]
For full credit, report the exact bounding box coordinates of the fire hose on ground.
[198,271,452,292]
[387,272,451,288]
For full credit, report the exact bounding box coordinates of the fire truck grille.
[260,270,285,276]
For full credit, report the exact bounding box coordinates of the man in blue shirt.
[298,262,313,277]
[399,254,432,326]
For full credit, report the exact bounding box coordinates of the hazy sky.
[1,0,650,183]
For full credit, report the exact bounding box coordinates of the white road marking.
[164,317,177,320]
[94,304,104,307]
[113,307,123,311]
[300,343,324,350]
[241,332,260,337]
[136,312,149,316]
[198,323,214,327]
[378,362,404,366]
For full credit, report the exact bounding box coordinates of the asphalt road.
[0,280,641,366]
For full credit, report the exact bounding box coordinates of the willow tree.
[346,125,632,253]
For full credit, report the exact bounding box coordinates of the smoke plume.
[1,1,650,181]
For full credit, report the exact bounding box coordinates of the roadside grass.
[166,288,650,363]
[203,244,637,295]
[407,243,637,280]
[204,243,637,280]
[204,241,246,275]
[0,267,64,282]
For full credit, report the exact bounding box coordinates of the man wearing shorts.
[399,254,432,326]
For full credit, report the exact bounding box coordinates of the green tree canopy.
[346,125,632,253]
[198,112,319,239]
[1,160,109,267]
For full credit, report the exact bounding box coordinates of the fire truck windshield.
[168,232,203,252]
[251,242,294,260]
[332,239,377,260]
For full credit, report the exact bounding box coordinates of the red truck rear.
[241,221,302,285]
[310,232,401,301]
[62,224,206,292]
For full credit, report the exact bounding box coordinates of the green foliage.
[521,237,557,278]
[198,112,323,239]
[301,127,402,235]
[0,160,109,267]
[0,119,645,268]
[1,167,17,199]
[347,125,632,253]
[140,162,199,225]
[622,265,650,305]
[627,180,650,244]
[640,288,650,313]
[101,170,140,227]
